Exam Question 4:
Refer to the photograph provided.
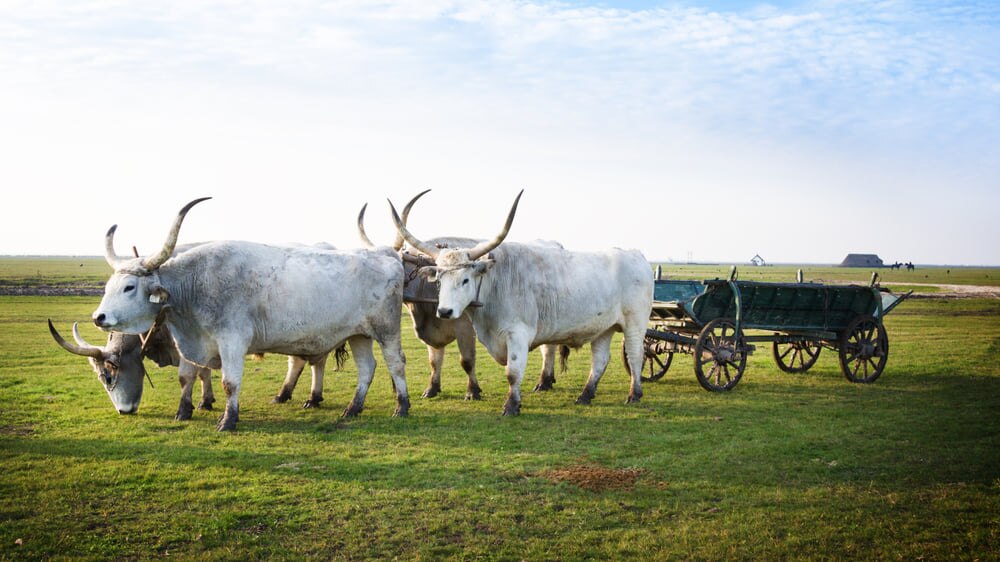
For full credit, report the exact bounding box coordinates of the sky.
[1,0,997,265]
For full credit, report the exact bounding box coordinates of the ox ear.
[473,257,495,275]
[148,284,170,304]
[417,266,439,283]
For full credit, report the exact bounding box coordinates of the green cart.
[639,269,910,391]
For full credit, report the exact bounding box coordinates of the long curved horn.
[392,189,432,251]
[104,224,126,269]
[48,320,104,360]
[140,197,211,271]
[388,199,440,260]
[466,190,523,261]
[357,203,376,249]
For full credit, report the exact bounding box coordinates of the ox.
[47,320,345,418]
[48,320,215,418]
[390,191,653,415]
[92,198,409,431]
[357,194,568,399]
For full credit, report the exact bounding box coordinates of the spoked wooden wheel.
[694,318,747,392]
[838,315,888,383]
[772,339,821,373]
[641,335,673,382]
[622,336,674,382]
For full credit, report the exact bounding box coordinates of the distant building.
[840,254,884,267]
[750,254,766,266]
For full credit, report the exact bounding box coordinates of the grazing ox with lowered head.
[48,320,215,418]
[357,193,568,399]
[390,191,653,415]
[92,198,409,431]
[48,319,345,418]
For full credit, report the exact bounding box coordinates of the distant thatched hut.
[840,254,884,267]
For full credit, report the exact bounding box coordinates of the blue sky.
[1,0,997,265]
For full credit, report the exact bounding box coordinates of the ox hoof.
[342,404,363,418]
[271,389,293,404]
[175,400,194,421]
[216,416,237,432]
[626,392,643,404]
[303,395,324,409]
[533,380,554,392]
[393,397,411,417]
[501,401,521,416]
[575,389,595,405]
[421,384,441,399]
[197,398,215,411]
[465,390,482,401]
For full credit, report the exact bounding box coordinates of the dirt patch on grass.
[539,464,647,492]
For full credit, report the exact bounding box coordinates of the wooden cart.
[639,269,910,391]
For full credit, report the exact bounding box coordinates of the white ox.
[357,194,568,400]
[50,241,343,418]
[390,191,653,415]
[92,198,409,431]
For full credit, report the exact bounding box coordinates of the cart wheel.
[838,315,888,383]
[772,339,821,373]
[622,337,673,382]
[694,318,747,391]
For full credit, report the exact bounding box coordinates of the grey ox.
[48,320,216,418]
[357,192,568,400]
[390,191,653,415]
[92,197,409,431]
[47,319,344,418]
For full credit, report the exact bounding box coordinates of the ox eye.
[462,278,470,286]
[124,285,135,293]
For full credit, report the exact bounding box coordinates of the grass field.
[1,259,998,560]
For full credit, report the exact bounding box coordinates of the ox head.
[92,197,210,334]
[389,190,522,319]
[48,320,147,414]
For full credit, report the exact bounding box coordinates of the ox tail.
[334,345,350,371]
[559,345,571,373]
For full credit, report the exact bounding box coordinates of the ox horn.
[357,190,430,251]
[48,320,104,360]
[104,224,126,269]
[140,197,211,271]
[392,189,432,251]
[357,203,376,249]
[388,198,440,260]
[466,190,523,261]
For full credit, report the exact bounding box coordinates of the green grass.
[1,262,998,560]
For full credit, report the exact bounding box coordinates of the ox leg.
[273,355,306,404]
[622,327,645,404]
[196,366,215,410]
[343,337,375,418]
[422,346,445,398]
[576,330,614,405]
[303,353,328,409]
[457,328,481,400]
[380,333,410,417]
[502,336,530,416]
[175,360,199,421]
[534,344,558,392]
[217,350,245,432]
